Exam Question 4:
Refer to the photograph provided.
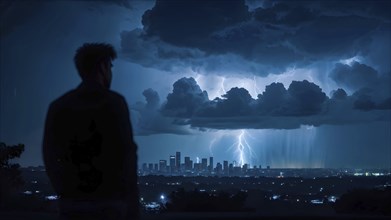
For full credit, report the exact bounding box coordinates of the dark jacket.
[42,81,139,218]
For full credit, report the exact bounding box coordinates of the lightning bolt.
[238,130,246,166]
[228,130,257,167]
[194,75,227,99]
[209,130,258,167]
[252,76,261,95]
[219,76,227,95]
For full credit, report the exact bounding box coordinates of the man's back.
[43,81,139,218]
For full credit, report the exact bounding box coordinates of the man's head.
[74,43,117,89]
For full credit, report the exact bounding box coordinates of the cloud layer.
[120,0,391,76]
[132,77,390,134]
[123,0,390,134]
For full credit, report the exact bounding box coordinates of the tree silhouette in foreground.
[334,187,391,216]
[0,142,25,209]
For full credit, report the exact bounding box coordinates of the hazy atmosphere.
[1,0,390,169]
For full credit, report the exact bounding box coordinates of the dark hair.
[74,43,117,79]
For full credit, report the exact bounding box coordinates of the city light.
[310,199,324,204]
[23,191,32,195]
[45,195,59,201]
[145,202,160,211]
[328,196,338,203]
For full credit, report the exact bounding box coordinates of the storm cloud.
[131,88,193,136]
[120,0,390,76]
[330,62,381,92]
[132,77,390,132]
[141,0,250,50]
[197,87,255,117]
[142,88,160,109]
[161,77,209,118]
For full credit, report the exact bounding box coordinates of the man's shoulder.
[106,90,126,103]
[48,88,128,113]
[48,89,78,110]
[103,90,129,111]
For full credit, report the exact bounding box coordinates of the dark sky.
[1,0,390,168]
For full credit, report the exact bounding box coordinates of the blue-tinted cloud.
[253,2,317,27]
[132,77,390,132]
[255,81,327,116]
[286,80,327,116]
[330,62,380,92]
[257,82,288,115]
[141,0,250,50]
[197,87,256,117]
[331,88,348,100]
[142,88,160,109]
[161,77,209,118]
[291,15,379,59]
[121,0,390,77]
[118,0,391,132]
[352,89,391,111]
[131,88,193,136]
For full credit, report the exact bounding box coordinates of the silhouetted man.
[43,43,139,219]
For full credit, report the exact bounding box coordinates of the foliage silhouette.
[334,187,391,216]
[0,142,25,209]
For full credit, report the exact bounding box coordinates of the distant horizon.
[21,164,391,170]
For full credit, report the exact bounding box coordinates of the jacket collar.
[77,80,106,91]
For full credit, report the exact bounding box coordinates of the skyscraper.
[176,152,181,172]
[194,162,201,172]
[159,160,167,173]
[216,162,222,175]
[142,163,147,172]
[209,157,214,172]
[242,163,248,174]
[223,160,228,175]
[229,163,233,175]
[185,156,191,171]
[170,155,176,173]
[201,158,207,171]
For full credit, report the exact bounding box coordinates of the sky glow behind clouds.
[0,0,390,168]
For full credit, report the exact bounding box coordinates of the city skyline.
[139,150,389,175]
